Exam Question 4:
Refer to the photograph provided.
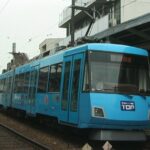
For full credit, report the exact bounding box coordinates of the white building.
[121,0,150,23]
[58,0,150,46]
[39,38,63,54]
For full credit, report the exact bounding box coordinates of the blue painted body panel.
[36,93,60,117]
[64,44,148,56]
[0,43,149,131]
[0,70,14,108]
[12,93,27,111]
[79,93,150,129]
[15,64,31,74]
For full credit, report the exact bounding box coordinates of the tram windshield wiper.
[94,87,147,99]
[94,88,115,92]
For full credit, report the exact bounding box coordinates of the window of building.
[38,67,49,93]
[49,63,62,92]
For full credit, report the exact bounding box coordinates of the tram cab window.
[83,51,150,94]
[83,61,90,91]
[49,63,62,92]
[38,67,49,93]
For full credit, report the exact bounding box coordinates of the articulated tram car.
[0,43,150,141]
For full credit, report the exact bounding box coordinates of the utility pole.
[71,0,75,46]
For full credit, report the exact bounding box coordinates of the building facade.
[58,0,150,46]
[39,38,63,54]
[121,0,150,23]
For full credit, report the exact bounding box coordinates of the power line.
[27,21,60,43]
[0,0,11,15]
[0,0,5,6]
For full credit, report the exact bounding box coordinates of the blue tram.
[0,43,150,141]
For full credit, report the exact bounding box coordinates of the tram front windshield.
[83,51,150,94]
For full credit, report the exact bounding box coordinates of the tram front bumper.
[89,129,146,141]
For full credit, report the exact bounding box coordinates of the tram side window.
[8,77,12,93]
[38,67,49,93]
[62,62,71,110]
[3,79,6,92]
[14,75,18,93]
[0,79,3,92]
[5,77,10,93]
[71,59,81,112]
[49,63,62,92]
[14,74,25,93]
[0,79,4,92]
[0,80,2,92]
[24,72,30,93]
[19,74,25,93]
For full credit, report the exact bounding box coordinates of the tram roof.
[0,43,148,76]
[64,43,148,56]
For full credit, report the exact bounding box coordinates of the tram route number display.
[121,101,135,111]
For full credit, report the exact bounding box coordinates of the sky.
[0,0,71,73]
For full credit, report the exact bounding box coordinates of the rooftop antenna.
[12,42,16,53]
[11,42,17,60]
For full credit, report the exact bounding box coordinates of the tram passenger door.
[28,65,39,115]
[61,53,84,124]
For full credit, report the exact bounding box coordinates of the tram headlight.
[92,107,104,118]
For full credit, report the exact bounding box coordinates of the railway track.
[0,123,51,150]
[0,111,150,150]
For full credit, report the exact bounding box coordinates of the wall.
[121,0,150,23]
[39,38,63,54]
[59,0,96,26]
[59,15,109,46]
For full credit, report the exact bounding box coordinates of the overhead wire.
[0,0,5,6]
[0,0,11,15]
[25,0,69,42]
[0,0,64,43]
[27,21,60,43]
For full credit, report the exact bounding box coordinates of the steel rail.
[0,123,52,150]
